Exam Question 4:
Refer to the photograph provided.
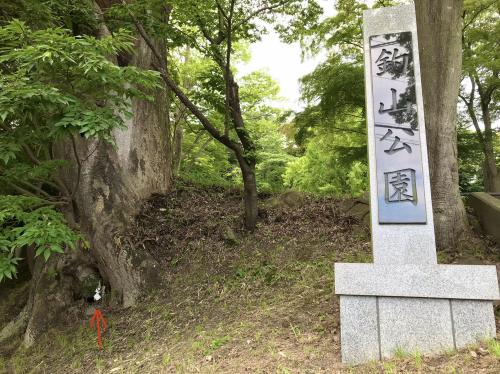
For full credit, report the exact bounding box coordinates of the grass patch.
[413,351,423,369]
[382,361,396,373]
[393,346,408,359]
[208,335,230,352]
[161,352,172,367]
[487,339,500,357]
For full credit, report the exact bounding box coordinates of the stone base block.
[335,263,499,300]
[378,297,454,358]
[451,299,496,348]
[339,296,380,364]
[339,295,496,364]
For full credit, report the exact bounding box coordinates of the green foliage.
[106,0,323,201]
[176,50,240,187]
[459,1,500,189]
[0,19,160,280]
[462,0,500,99]
[242,72,293,192]
[307,0,367,58]
[295,55,365,147]
[303,0,397,57]
[457,123,486,192]
[179,59,292,192]
[284,130,368,197]
[284,0,381,198]
[300,55,365,119]
[0,20,160,144]
[0,196,80,281]
[0,0,98,32]
[180,133,237,187]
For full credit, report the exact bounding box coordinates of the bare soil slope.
[1,183,499,373]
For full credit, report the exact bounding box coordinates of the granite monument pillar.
[334,4,499,365]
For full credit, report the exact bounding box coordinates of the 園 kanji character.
[384,168,417,204]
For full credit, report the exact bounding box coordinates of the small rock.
[205,355,213,362]
[477,347,488,356]
[470,350,478,358]
[281,191,305,208]
[221,225,238,245]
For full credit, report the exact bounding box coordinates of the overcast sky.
[236,31,323,111]
[235,1,419,112]
[236,0,335,111]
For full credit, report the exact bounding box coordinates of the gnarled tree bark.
[61,14,172,307]
[3,1,173,348]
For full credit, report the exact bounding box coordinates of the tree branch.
[21,144,41,166]
[330,126,366,136]
[70,133,82,199]
[22,143,71,198]
[3,179,65,206]
[121,0,242,155]
[216,0,229,20]
[462,0,497,32]
[15,179,53,199]
[224,0,236,138]
[340,40,363,50]
[233,0,291,31]
[187,137,213,162]
[196,15,216,44]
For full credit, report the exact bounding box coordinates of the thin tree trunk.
[239,158,258,231]
[480,100,500,192]
[125,4,259,231]
[482,136,500,193]
[171,48,193,177]
[227,76,259,231]
[415,0,468,249]
[172,122,183,176]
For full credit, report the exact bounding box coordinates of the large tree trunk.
[65,34,172,304]
[415,0,468,250]
[10,3,173,347]
[64,5,172,306]
[483,158,500,192]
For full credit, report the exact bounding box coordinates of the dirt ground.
[1,184,499,373]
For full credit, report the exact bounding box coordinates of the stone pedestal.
[334,4,499,365]
[335,264,499,364]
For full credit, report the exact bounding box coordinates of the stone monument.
[334,4,499,364]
